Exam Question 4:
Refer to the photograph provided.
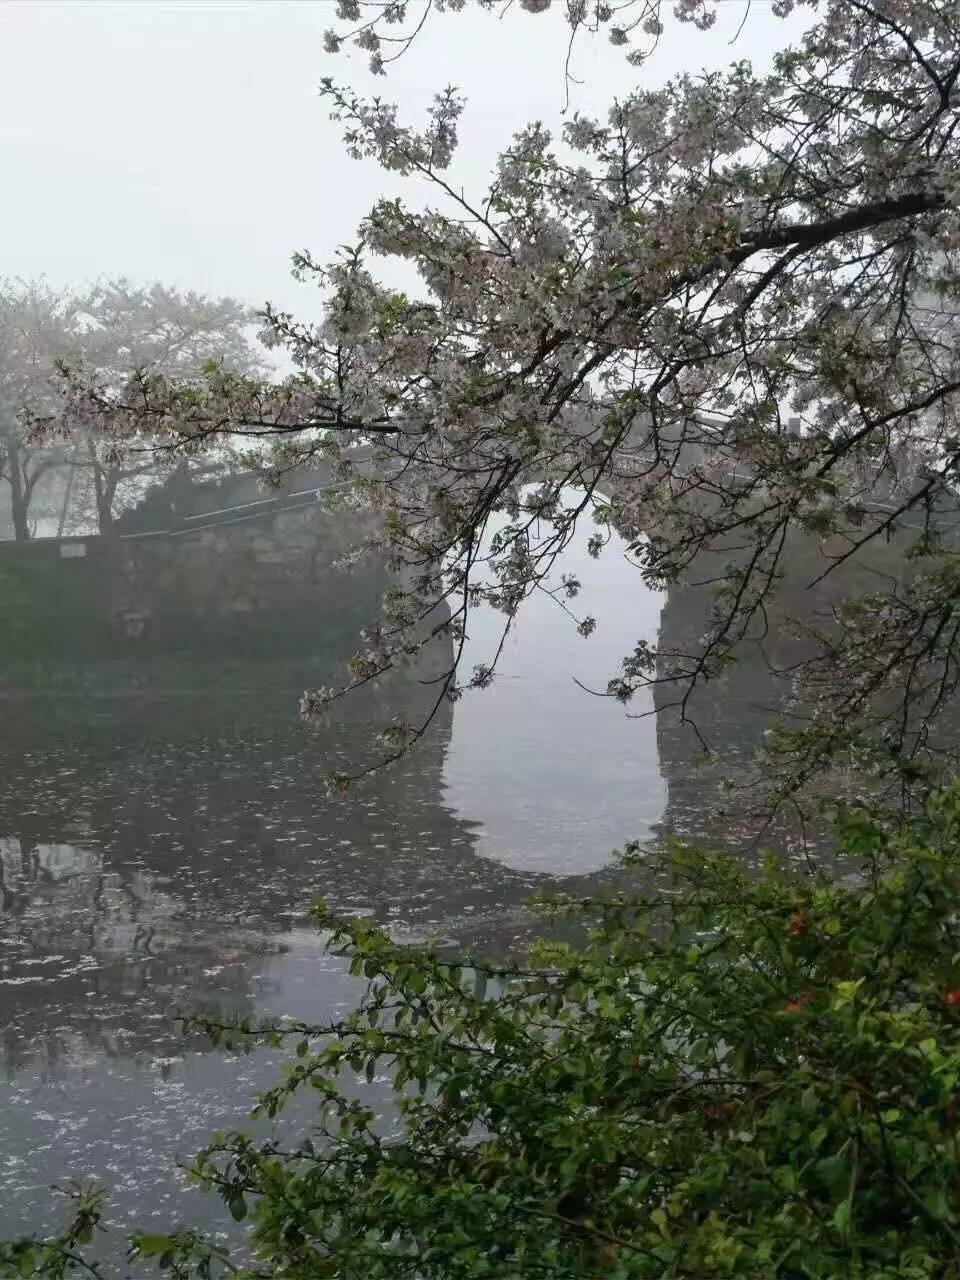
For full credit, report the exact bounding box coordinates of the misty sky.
[2,0,808,319]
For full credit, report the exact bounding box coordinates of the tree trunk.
[10,491,29,541]
[98,471,118,536]
[6,437,30,542]
[57,435,84,537]
[87,441,117,536]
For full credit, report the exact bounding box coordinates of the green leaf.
[832,1200,851,1233]
[809,1125,828,1151]
[135,1235,174,1258]
[816,1147,852,1200]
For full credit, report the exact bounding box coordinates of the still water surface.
[0,533,762,1246]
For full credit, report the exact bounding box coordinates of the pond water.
[0,524,779,1250]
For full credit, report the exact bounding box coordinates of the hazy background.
[0,0,806,317]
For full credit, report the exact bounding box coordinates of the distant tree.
[0,282,79,541]
[0,278,263,540]
[72,280,264,534]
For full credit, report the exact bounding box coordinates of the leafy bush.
[11,791,960,1278]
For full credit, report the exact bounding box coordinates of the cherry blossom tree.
[0,281,82,541]
[54,0,960,816]
[70,280,263,534]
[0,279,262,539]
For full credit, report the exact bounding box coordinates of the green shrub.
[11,790,960,1278]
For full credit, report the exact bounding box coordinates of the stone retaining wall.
[0,504,386,689]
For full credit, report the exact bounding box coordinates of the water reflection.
[0,515,837,1243]
[444,524,667,873]
[0,679,570,1065]
[0,666,556,1237]
[0,542,675,1243]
